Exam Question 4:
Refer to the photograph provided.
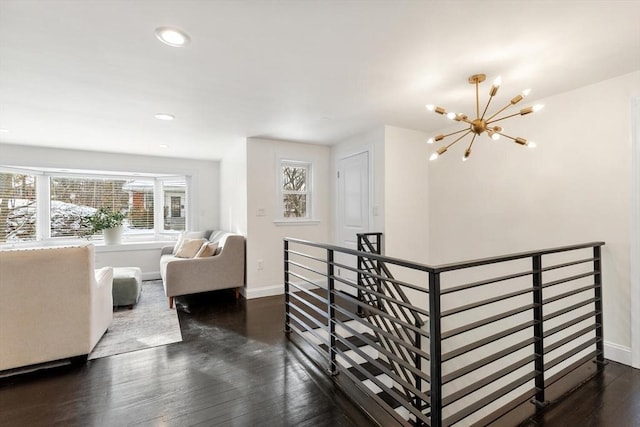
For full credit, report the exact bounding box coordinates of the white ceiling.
[1,0,639,160]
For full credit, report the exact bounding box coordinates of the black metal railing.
[284,236,605,427]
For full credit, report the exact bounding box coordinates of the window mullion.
[36,175,51,240]
[154,179,163,238]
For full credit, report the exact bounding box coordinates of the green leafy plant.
[81,207,126,237]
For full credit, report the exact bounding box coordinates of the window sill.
[273,219,321,226]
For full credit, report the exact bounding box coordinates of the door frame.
[334,147,375,248]
[631,96,640,368]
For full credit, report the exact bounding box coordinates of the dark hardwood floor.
[1,289,639,427]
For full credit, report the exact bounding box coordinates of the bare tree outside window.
[281,163,309,218]
[0,173,37,242]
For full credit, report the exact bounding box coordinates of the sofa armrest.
[161,245,175,256]
[90,267,113,349]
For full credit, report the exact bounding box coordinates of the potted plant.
[82,207,126,244]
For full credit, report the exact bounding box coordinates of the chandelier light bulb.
[493,76,502,87]
[491,133,500,141]
[427,137,434,144]
[446,112,457,120]
[522,89,532,97]
[429,152,439,161]
[533,104,544,113]
[526,141,537,148]
[426,104,435,111]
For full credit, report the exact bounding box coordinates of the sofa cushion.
[173,231,207,255]
[195,242,219,258]
[175,238,207,258]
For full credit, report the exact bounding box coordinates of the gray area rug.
[89,280,182,360]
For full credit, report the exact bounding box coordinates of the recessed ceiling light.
[155,113,175,121]
[154,27,190,47]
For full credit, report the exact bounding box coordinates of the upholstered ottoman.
[112,267,142,307]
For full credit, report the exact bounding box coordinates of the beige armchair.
[160,231,245,308]
[0,244,113,371]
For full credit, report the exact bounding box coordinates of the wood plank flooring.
[1,289,639,426]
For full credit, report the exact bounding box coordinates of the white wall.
[0,143,221,278]
[245,138,331,298]
[220,141,248,235]
[428,71,640,361]
[331,126,386,242]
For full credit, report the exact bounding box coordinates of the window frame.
[276,159,317,224]
[0,166,190,245]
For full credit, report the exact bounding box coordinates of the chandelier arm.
[480,95,494,120]
[475,80,480,119]
[494,131,524,143]
[444,130,473,149]
[442,127,470,139]
[486,111,522,124]
[466,133,478,150]
[486,102,516,122]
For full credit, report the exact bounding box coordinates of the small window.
[0,172,37,243]
[280,161,311,219]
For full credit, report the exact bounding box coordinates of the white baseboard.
[244,280,325,300]
[604,341,632,366]
[142,271,161,281]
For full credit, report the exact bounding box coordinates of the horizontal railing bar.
[288,288,328,320]
[544,312,598,338]
[287,260,327,279]
[545,350,600,387]
[442,371,538,426]
[544,337,600,371]
[541,257,597,272]
[334,290,429,339]
[542,284,596,305]
[544,324,598,354]
[440,270,534,295]
[542,271,596,289]
[441,287,533,317]
[332,274,430,319]
[431,241,604,273]
[332,303,431,362]
[442,303,535,339]
[286,237,435,272]
[285,249,327,264]
[442,354,536,407]
[442,320,536,362]
[288,301,327,332]
[470,387,538,427]
[333,330,429,399]
[288,271,326,292]
[442,337,537,384]
[287,315,329,354]
[286,238,604,275]
[332,259,431,295]
[336,352,431,425]
[543,298,598,322]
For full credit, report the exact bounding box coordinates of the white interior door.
[336,151,370,295]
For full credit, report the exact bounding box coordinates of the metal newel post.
[284,239,291,334]
[532,254,547,408]
[415,320,423,426]
[327,248,338,375]
[428,271,442,427]
[593,245,606,367]
[357,234,365,317]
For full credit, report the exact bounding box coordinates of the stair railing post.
[593,245,606,368]
[327,248,339,375]
[284,239,291,334]
[356,234,365,317]
[414,319,424,426]
[532,254,548,408]
[429,270,442,427]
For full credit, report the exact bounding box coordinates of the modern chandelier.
[426,73,543,161]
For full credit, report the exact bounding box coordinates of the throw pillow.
[195,242,219,258]
[175,238,207,258]
[173,231,207,255]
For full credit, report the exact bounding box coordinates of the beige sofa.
[0,244,113,371]
[160,231,245,308]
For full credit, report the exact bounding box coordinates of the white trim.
[605,341,633,366]
[244,279,324,299]
[276,158,313,222]
[142,271,161,281]
[631,96,640,369]
[273,219,320,226]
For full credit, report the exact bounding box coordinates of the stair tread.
[347,359,393,381]
[318,332,378,352]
